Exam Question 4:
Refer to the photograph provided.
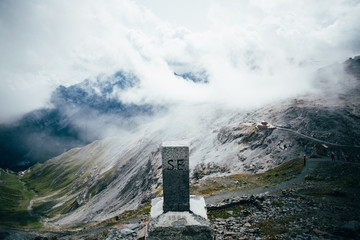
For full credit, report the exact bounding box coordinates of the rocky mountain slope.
[8,57,358,229]
[1,57,359,232]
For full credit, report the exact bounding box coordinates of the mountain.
[0,57,359,230]
[0,69,212,171]
[14,57,360,229]
[0,71,163,171]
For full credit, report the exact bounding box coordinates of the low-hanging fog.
[0,0,360,170]
[1,0,359,123]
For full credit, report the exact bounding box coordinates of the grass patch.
[31,197,78,218]
[304,175,313,181]
[0,169,41,229]
[96,203,151,228]
[88,166,118,197]
[22,161,82,196]
[256,215,303,239]
[271,199,284,207]
[32,200,57,215]
[155,186,163,197]
[191,158,304,196]
[208,204,247,222]
[298,187,347,197]
[21,148,87,197]
[115,203,151,223]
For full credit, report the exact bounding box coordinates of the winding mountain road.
[205,158,343,205]
[275,127,360,148]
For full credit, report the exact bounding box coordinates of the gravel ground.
[208,159,360,239]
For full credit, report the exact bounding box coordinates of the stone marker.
[161,142,189,212]
[146,141,213,240]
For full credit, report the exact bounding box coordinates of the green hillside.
[0,169,40,229]
[20,145,121,220]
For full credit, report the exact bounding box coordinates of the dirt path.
[205,158,337,204]
[275,127,360,148]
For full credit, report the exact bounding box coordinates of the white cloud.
[0,0,359,122]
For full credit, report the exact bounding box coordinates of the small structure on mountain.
[257,121,275,130]
[146,141,212,239]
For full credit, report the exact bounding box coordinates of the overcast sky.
[0,0,359,123]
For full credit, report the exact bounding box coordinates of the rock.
[224,231,239,236]
[313,228,330,236]
[120,228,135,236]
[137,227,146,239]
[340,220,360,232]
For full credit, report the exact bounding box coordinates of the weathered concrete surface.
[147,143,212,239]
[150,196,208,219]
[161,142,190,212]
[147,196,213,240]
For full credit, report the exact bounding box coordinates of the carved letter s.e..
[167,159,174,170]
[177,159,184,170]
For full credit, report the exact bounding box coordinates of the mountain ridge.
[0,71,162,171]
[1,56,360,230]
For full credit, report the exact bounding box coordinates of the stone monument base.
[146,196,213,240]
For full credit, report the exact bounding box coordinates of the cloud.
[0,0,359,123]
